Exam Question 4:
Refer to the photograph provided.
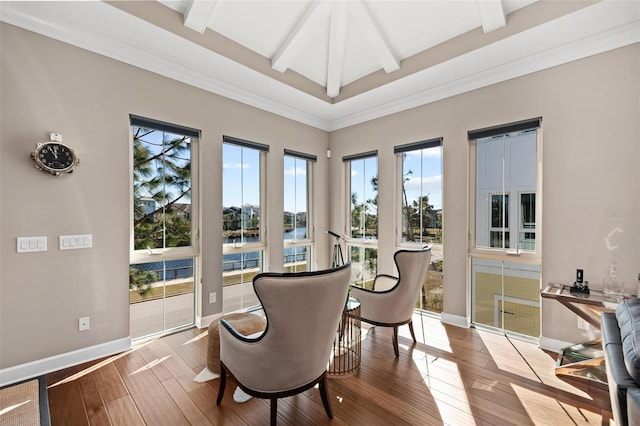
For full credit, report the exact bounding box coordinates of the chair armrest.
[219,319,264,343]
[372,274,398,292]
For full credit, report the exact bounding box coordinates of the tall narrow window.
[222,136,268,312]
[469,118,542,341]
[129,115,198,340]
[284,150,315,273]
[344,151,378,288]
[395,138,443,313]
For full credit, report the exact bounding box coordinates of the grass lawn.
[129,282,194,304]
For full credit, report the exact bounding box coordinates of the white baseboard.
[539,336,572,353]
[196,312,224,329]
[441,313,470,328]
[0,337,131,387]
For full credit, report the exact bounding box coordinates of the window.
[129,115,198,340]
[473,128,538,253]
[490,193,509,248]
[344,151,378,287]
[469,118,542,341]
[284,150,315,273]
[519,193,536,251]
[395,138,443,313]
[222,136,268,312]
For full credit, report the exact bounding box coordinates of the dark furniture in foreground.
[602,297,640,426]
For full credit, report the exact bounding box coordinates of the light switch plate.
[17,236,47,253]
[60,234,92,250]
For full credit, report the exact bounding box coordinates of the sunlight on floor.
[478,329,594,401]
[47,342,149,388]
[411,312,453,353]
[183,329,208,345]
[418,356,478,424]
[131,355,171,375]
[512,383,603,425]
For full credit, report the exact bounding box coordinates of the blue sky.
[401,146,443,211]
[222,144,442,213]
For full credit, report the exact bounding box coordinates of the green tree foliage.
[129,267,157,298]
[132,127,192,250]
[131,127,192,297]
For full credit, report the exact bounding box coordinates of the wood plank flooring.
[46,314,613,425]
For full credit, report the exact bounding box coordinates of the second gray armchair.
[350,247,432,357]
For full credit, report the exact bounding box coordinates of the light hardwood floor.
[46,314,613,425]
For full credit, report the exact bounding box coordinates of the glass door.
[469,120,542,340]
[129,116,198,340]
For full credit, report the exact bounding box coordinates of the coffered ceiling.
[1,1,639,130]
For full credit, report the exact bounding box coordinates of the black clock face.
[36,143,76,172]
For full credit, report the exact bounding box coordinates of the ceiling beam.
[326,2,348,98]
[183,0,218,34]
[272,1,321,73]
[475,0,506,33]
[347,0,399,74]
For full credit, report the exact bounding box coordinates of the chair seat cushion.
[207,313,266,373]
[616,298,640,383]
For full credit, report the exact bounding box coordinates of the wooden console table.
[541,283,619,383]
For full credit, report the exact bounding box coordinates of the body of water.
[132,228,308,276]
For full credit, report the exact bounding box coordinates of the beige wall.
[1,20,639,377]
[329,42,640,346]
[0,23,329,371]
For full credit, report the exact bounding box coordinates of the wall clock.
[31,141,79,176]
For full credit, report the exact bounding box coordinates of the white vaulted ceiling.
[165,0,530,97]
[1,0,639,130]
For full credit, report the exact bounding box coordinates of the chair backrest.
[229,263,351,393]
[385,248,432,323]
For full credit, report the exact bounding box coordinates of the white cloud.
[284,166,307,176]
[223,162,249,169]
[403,175,443,209]
[403,149,442,159]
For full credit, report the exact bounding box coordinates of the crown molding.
[1,1,638,132]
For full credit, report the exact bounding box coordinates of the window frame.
[128,116,199,339]
[129,116,200,265]
[489,192,509,249]
[395,137,443,249]
[283,150,315,271]
[222,137,268,258]
[468,119,542,262]
[343,151,379,287]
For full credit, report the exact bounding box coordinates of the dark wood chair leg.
[408,320,417,342]
[392,326,400,358]
[216,364,226,405]
[270,398,278,425]
[318,375,333,419]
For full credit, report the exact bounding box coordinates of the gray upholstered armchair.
[216,263,351,425]
[350,247,432,357]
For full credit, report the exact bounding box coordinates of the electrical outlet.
[79,316,90,331]
[209,292,216,304]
